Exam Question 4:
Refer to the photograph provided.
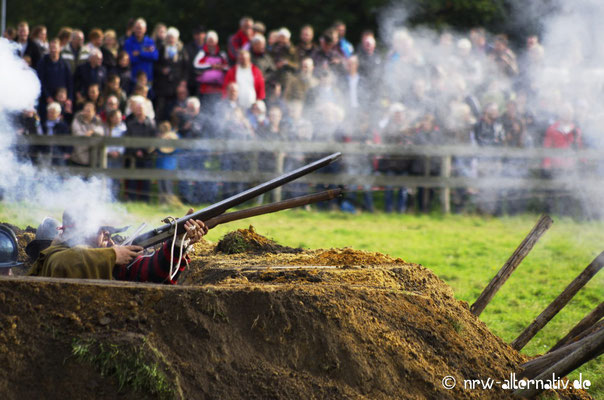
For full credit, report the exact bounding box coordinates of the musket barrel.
[204,189,342,229]
[132,152,341,248]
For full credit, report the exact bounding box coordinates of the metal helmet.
[0,225,19,268]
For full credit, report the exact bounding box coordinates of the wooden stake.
[561,319,604,345]
[511,251,604,350]
[470,215,553,316]
[440,155,451,214]
[515,327,604,398]
[549,301,604,353]
[520,323,604,380]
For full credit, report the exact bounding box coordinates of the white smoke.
[0,38,125,238]
[0,40,40,111]
[345,0,604,215]
[535,0,604,148]
[0,39,40,153]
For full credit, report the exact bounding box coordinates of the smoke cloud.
[0,38,125,238]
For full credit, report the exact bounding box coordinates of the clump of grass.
[71,338,176,399]
[216,231,250,254]
[446,316,464,333]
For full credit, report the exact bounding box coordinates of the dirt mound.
[295,247,406,266]
[215,225,302,255]
[1,222,36,236]
[0,226,592,400]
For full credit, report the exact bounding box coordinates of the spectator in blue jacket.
[333,20,354,58]
[123,18,159,85]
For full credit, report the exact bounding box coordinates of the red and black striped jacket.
[113,242,190,284]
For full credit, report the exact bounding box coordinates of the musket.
[131,152,341,248]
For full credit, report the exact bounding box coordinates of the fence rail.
[14,135,604,158]
[14,135,604,212]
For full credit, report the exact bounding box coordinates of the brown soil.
[0,225,591,400]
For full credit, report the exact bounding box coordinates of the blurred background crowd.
[4,14,595,214]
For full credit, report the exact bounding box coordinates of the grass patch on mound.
[71,337,176,399]
[215,225,302,254]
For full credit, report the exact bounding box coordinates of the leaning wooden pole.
[515,327,604,398]
[548,301,604,353]
[470,215,553,316]
[511,251,604,350]
[568,319,604,343]
[520,323,604,380]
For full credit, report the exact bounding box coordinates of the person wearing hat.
[25,217,60,261]
[0,225,21,276]
[28,208,207,284]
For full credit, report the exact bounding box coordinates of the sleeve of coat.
[36,59,50,99]
[124,38,143,66]
[574,128,583,149]
[73,64,83,95]
[227,34,238,63]
[222,67,236,97]
[139,38,159,61]
[31,246,116,280]
[253,66,266,100]
[71,117,86,137]
[113,242,189,284]
[65,62,74,100]
[542,126,554,168]
[92,121,105,136]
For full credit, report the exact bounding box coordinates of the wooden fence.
[15,135,604,212]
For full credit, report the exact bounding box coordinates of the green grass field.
[2,203,603,398]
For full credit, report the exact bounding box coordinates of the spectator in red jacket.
[222,49,265,110]
[193,30,229,109]
[227,16,254,64]
[541,102,583,216]
[542,102,582,170]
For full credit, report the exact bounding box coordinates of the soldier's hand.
[183,209,208,245]
[96,229,114,248]
[184,219,208,245]
[114,245,143,265]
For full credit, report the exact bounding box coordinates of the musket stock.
[204,189,342,229]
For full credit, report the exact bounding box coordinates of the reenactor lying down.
[28,208,207,284]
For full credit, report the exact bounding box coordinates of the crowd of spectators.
[5,16,594,214]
